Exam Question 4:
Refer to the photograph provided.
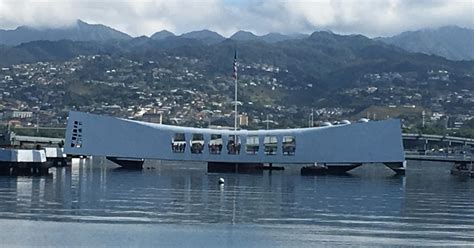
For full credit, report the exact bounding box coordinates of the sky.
[0,0,473,37]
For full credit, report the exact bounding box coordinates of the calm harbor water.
[0,158,473,247]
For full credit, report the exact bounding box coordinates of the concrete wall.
[64,111,405,164]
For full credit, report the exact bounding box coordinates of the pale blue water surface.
[0,158,473,247]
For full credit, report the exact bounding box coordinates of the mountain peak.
[230,30,259,41]
[261,32,294,43]
[151,30,175,40]
[0,20,132,45]
[308,31,339,42]
[182,29,222,37]
[180,29,225,44]
[76,19,88,26]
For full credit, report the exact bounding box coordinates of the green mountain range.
[378,26,474,61]
[0,20,132,45]
[1,30,473,90]
[1,21,473,105]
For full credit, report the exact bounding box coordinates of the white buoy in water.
[218,178,225,184]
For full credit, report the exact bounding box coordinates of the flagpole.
[234,51,238,134]
[234,74,238,133]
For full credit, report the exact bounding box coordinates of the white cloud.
[283,0,474,36]
[0,0,472,37]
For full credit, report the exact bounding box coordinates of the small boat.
[450,162,474,177]
[301,163,362,175]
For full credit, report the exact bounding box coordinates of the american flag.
[233,50,237,79]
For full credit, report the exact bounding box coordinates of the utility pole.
[266,114,270,130]
[422,110,425,128]
[263,114,271,130]
[36,113,39,134]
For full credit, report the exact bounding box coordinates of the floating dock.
[0,149,50,175]
[44,147,69,167]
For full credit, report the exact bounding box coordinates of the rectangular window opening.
[264,136,278,155]
[246,136,259,155]
[71,120,84,148]
[191,133,204,154]
[227,135,241,155]
[171,133,186,153]
[209,134,223,154]
[282,136,296,156]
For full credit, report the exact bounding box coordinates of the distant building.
[7,120,22,127]
[239,114,249,126]
[142,113,163,124]
[453,121,464,130]
[3,110,33,119]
